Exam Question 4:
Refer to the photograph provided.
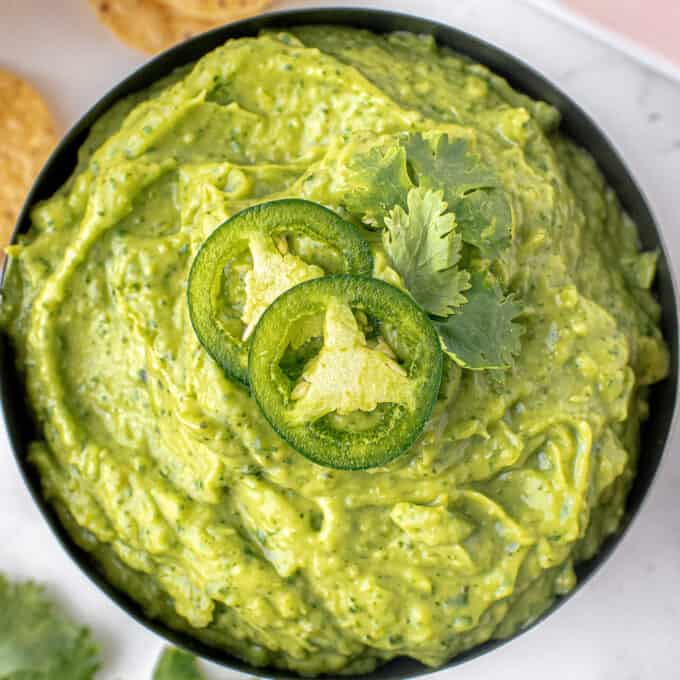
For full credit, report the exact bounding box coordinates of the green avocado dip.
[0,26,669,676]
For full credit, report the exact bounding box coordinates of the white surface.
[1,1,679,678]
[524,0,680,85]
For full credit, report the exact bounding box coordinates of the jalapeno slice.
[187,199,373,384]
[248,275,443,469]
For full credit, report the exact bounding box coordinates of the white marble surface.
[1,1,679,678]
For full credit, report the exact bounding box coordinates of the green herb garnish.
[435,272,523,369]
[344,145,412,227]
[373,133,522,369]
[383,187,470,317]
[152,647,205,680]
[0,574,100,680]
[403,133,512,258]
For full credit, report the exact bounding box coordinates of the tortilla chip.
[158,0,272,21]
[0,70,57,249]
[89,0,217,54]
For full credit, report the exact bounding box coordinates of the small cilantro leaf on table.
[344,145,412,227]
[0,574,100,680]
[403,133,512,259]
[435,271,523,369]
[152,647,205,680]
[383,187,470,316]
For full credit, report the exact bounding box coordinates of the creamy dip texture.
[1,26,669,675]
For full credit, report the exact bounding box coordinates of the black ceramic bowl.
[1,7,677,679]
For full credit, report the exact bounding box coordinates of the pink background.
[564,0,680,67]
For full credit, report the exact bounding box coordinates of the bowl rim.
[1,7,678,679]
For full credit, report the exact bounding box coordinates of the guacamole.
[1,26,669,676]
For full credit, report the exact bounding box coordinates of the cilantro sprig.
[0,571,207,680]
[0,574,100,680]
[372,132,522,370]
[403,133,512,258]
[383,188,522,369]
[435,272,523,369]
[345,132,513,259]
[383,188,470,317]
[404,133,497,196]
[344,145,412,227]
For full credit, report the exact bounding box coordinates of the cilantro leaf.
[435,271,523,369]
[454,187,512,258]
[0,574,99,680]
[404,133,497,196]
[383,187,470,317]
[152,647,205,680]
[344,145,412,227]
[402,133,512,258]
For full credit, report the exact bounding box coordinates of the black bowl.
[1,7,677,679]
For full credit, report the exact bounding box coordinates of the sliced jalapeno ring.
[187,199,373,384]
[248,275,443,470]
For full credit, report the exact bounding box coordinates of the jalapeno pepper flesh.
[248,275,443,469]
[187,199,373,384]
